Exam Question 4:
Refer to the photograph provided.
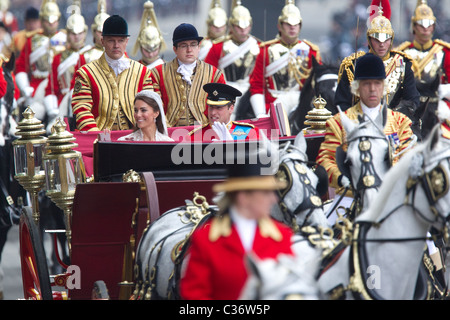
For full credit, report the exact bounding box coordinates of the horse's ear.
[338,105,357,134]
[428,123,442,151]
[294,132,308,157]
[312,55,319,69]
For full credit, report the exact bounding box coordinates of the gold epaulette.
[232,121,255,128]
[259,38,279,48]
[25,28,43,39]
[212,35,230,45]
[188,123,209,136]
[394,41,411,52]
[390,49,414,61]
[337,51,366,83]
[434,39,450,50]
[302,39,320,53]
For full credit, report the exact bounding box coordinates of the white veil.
[135,90,168,135]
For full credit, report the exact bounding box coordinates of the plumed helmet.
[0,0,10,12]
[367,0,394,43]
[278,0,302,26]
[354,53,386,80]
[207,0,227,28]
[66,1,87,35]
[91,0,110,33]
[40,0,61,24]
[102,14,129,37]
[411,0,436,29]
[132,1,166,55]
[229,0,252,29]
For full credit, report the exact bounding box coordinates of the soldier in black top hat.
[71,15,154,131]
[317,53,413,193]
[150,23,226,127]
[185,82,260,141]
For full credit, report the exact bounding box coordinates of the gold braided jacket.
[71,53,153,131]
[316,103,413,192]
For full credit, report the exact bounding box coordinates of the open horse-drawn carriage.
[15,103,327,300]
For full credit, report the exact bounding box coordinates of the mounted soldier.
[199,0,228,61]
[204,0,260,119]
[82,0,109,65]
[335,0,420,137]
[249,0,321,118]
[132,1,166,70]
[44,1,90,133]
[396,0,450,139]
[15,0,66,123]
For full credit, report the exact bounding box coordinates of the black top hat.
[25,7,40,20]
[102,15,129,37]
[172,23,203,46]
[354,53,386,80]
[203,83,242,106]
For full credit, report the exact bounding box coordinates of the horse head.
[337,105,391,215]
[289,57,339,135]
[239,252,321,300]
[273,132,330,231]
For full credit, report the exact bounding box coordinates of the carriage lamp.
[43,118,86,252]
[303,95,332,135]
[13,107,48,224]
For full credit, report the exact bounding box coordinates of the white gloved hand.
[438,83,450,100]
[339,175,351,188]
[212,122,233,141]
[250,93,268,118]
[23,86,34,98]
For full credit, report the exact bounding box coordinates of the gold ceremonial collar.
[413,39,434,51]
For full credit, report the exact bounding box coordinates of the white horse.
[133,133,330,300]
[317,124,450,300]
[239,252,322,300]
[336,105,416,217]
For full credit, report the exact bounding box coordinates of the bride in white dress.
[118,90,174,142]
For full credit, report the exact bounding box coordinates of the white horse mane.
[356,136,429,222]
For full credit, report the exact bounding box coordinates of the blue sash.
[231,125,252,140]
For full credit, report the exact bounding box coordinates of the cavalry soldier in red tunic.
[15,0,66,121]
[199,0,228,61]
[204,0,260,119]
[44,6,89,133]
[249,0,321,118]
[82,0,109,65]
[71,15,153,132]
[151,23,226,127]
[335,0,420,133]
[396,0,450,139]
[180,156,292,300]
[186,83,259,142]
[132,1,166,70]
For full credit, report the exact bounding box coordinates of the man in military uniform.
[317,53,413,193]
[132,1,166,70]
[151,23,225,127]
[11,7,42,59]
[335,0,420,128]
[15,0,66,121]
[204,0,260,118]
[396,0,450,139]
[44,7,89,133]
[249,0,321,118]
[199,0,228,61]
[186,83,259,142]
[82,0,109,65]
[71,15,153,132]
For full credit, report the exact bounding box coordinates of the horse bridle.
[276,158,324,231]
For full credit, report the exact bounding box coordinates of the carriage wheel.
[19,206,53,300]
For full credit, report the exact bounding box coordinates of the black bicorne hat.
[102,15,129,37]
[354,53,386,80]
[203,83,242,106]
[172,23,203,46]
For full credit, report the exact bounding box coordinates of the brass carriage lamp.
[13,107,48,224]
[43,118,86,251]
